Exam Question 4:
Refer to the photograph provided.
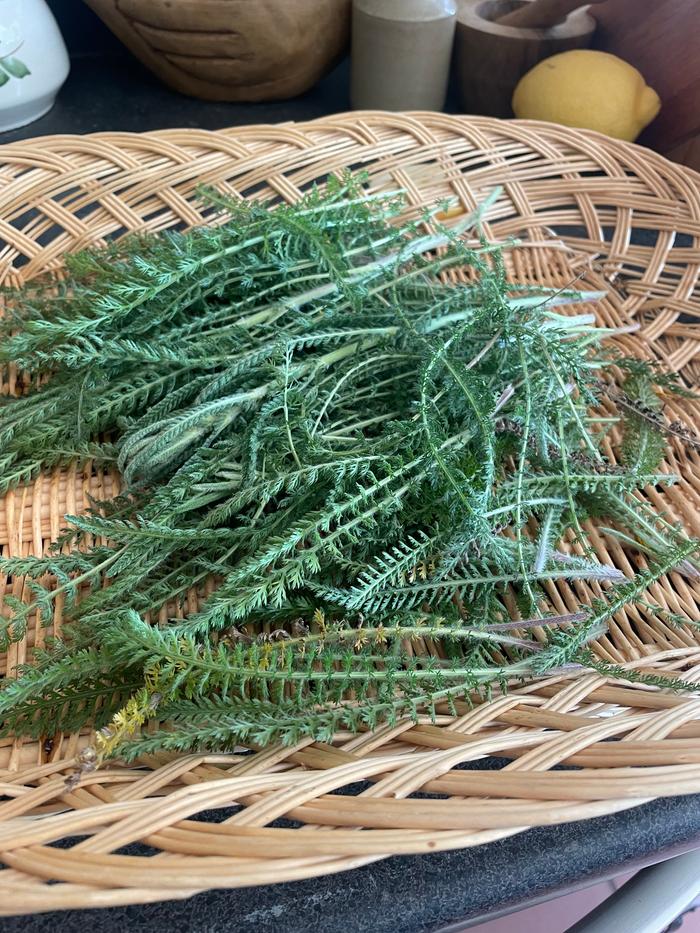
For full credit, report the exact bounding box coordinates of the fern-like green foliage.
[0,174,697,761]
[619,372,668,474]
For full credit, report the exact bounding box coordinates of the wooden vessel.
[594,0,700,171]
[455,0,596,118]
[84,0,351,101]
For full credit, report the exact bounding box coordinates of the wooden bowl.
[456,0,595,118]
[84,0,351,101]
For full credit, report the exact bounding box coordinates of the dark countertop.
[3,52,700,933]
[7,793,700,933]
[0,53,355,143]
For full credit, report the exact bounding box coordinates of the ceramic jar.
[0,0,69,132]
[351,0,457,111]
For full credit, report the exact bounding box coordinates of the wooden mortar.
[455,0,596,118]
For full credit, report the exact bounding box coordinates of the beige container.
[351,0,457,111]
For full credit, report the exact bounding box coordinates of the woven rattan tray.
[0,113,699,916]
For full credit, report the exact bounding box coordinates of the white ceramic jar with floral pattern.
[0,0,69,132]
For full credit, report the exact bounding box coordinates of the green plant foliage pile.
[0,176,696,761]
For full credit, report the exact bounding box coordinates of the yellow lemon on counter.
[512,50,661,142]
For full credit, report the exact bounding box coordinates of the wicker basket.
[0,113,699,917]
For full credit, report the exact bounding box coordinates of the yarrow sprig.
[0,173,696,763]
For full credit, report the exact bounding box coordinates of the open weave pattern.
[0,114,699,914]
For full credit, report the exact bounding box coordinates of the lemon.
[512,50,661,142]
